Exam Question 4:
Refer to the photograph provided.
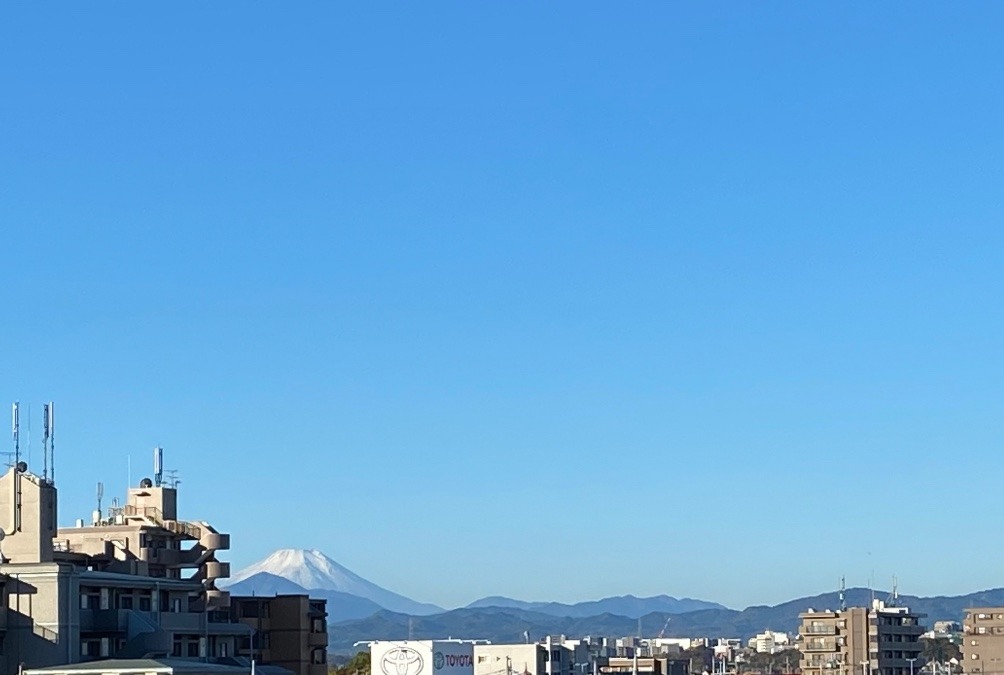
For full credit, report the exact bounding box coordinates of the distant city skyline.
[3,3,1004,611]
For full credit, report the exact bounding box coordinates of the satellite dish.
[16,461,27,473]
[139,477,153,488]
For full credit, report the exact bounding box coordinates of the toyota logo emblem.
[382,648,425,675]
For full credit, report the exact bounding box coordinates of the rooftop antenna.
[868,551,875,605]
[96,482,104,518]
[888,576,899,607]
[26,403,31,471]
[11,402,22,532]
[12,402,19,469]
[154,447,163,487]
[839,576,846,611]
[46,402,55,484]
[42,403,50,481]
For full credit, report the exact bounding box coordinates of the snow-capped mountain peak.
[230,548,368,590]
[226,548,442,615]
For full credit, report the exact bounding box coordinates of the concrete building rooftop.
[25,659,294,675]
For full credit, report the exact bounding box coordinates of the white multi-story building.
[751,631,790,654]
[473,637,593,675]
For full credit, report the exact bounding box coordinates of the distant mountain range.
[466,595,726,617]
[226,549,1004,653]
[225,549,722,622]
[326,587,1004,652]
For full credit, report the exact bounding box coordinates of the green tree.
[679,647,713,673]
[331,651,371,675]
[922,638,961,663]
[741,649,801,674]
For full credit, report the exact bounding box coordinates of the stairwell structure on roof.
[55,478,232,610]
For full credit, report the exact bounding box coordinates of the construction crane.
[657,617,672,639]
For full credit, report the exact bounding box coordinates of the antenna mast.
[47,402,55,484]
[839,576,846,611]
[42,403,50,481]
[97,482,104,518]
[11,402,22,532]
[154,447,163,487]
[11,402,19,469]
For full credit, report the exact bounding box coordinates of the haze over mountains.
[228,549,1004,652]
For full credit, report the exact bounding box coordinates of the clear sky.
[2,3,1003,611]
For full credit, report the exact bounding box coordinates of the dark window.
[188,642,201,657]
[120,596,133,610]
[139,596,152,611]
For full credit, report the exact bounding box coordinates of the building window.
[188,642,201,657]
[140,596,152,612]
[121,596,133,610]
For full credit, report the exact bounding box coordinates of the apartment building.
[750,631,790,654]
[0,448,327,675]
[230,595,328,675]
[962,608,1004,675]
[799,601,926,675]
[0,464,242,671]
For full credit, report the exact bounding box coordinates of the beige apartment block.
[799,601,926,675]
[0,453,327,675]
[962,608,1004,675]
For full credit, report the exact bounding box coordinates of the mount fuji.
[225,549,443,617]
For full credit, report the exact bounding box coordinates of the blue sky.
[2,3,1003,610]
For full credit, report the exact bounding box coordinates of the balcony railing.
[805,643,837,652]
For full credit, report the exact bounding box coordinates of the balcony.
[80,609,128,633]
[309,631,328,647]
[805,642,837,652]
[805,626,838,635]
[157,612,205,632]
[877,641,922,652]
